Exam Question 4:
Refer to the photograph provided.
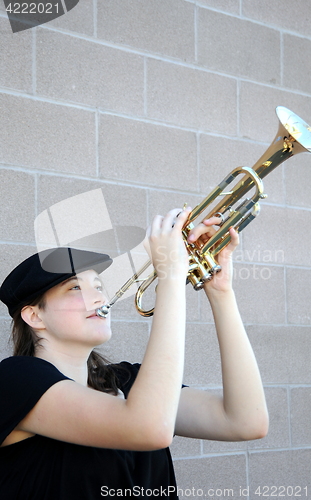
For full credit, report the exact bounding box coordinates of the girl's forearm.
[127,278,186,442]
[205,288,268,437]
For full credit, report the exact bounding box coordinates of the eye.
[70,285,81,291]
[95,285,103,292]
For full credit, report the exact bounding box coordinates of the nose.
[93,289,108,307]
[83,287,107,312]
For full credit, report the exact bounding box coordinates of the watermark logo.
[34,188,149,310]
[3,0,80,33]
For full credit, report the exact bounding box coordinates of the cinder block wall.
[1,0,311,497]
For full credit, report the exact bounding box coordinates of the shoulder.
[0,355,55,372]
[0,356,70,408]
[0,356,70,445]
[0,356,70,386]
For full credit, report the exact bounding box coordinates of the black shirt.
[0,356,178,499]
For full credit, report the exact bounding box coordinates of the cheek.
[42,301,83,333]
[48,295,86,313]
[44,313,78,335]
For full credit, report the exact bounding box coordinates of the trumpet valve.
[202,252,222,275]
[187,271,212,291]
[187,250,220,290]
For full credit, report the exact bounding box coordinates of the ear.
[21,305,46,330]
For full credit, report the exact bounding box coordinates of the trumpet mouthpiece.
[95,305,110,318]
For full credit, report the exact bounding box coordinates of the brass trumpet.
[96,106,311,318]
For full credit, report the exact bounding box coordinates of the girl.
[0,208,268,499]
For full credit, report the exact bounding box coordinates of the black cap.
[0,247,113,317]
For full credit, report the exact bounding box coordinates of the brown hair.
[11,294,120,395]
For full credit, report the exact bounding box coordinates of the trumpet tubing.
[96,106,311,318]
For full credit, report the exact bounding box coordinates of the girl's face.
[36,269,112,348]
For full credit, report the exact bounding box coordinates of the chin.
[92,327,112,346]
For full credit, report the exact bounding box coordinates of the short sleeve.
[113,361,140,398]
[0,356,70,444]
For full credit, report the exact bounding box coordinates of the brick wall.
[1,1,311,497]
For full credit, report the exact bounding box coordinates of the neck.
[35,344,91,386]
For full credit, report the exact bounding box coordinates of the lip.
[86,311,101,319]
[86,305,110,319]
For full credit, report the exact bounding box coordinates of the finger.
[162,207,191,232]
[228,227,239,248]
[160,209,181,233]
[172,206,192,231]
[223,227,240,253]
[150,214,164,236]
[187,214,224,243]
[202,215,224,227]
[187,221,217,243]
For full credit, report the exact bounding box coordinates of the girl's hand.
[145,207,192,282]
[187,216,239,293]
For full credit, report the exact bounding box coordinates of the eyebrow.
[60,277,79,286]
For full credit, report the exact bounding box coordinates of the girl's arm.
[174,220,269,441]
[17,209,191,451]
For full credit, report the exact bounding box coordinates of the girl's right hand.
[145,207,192,282]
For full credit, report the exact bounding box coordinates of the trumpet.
[96,106,311,319]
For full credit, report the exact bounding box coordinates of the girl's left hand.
[187,216,239,293]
